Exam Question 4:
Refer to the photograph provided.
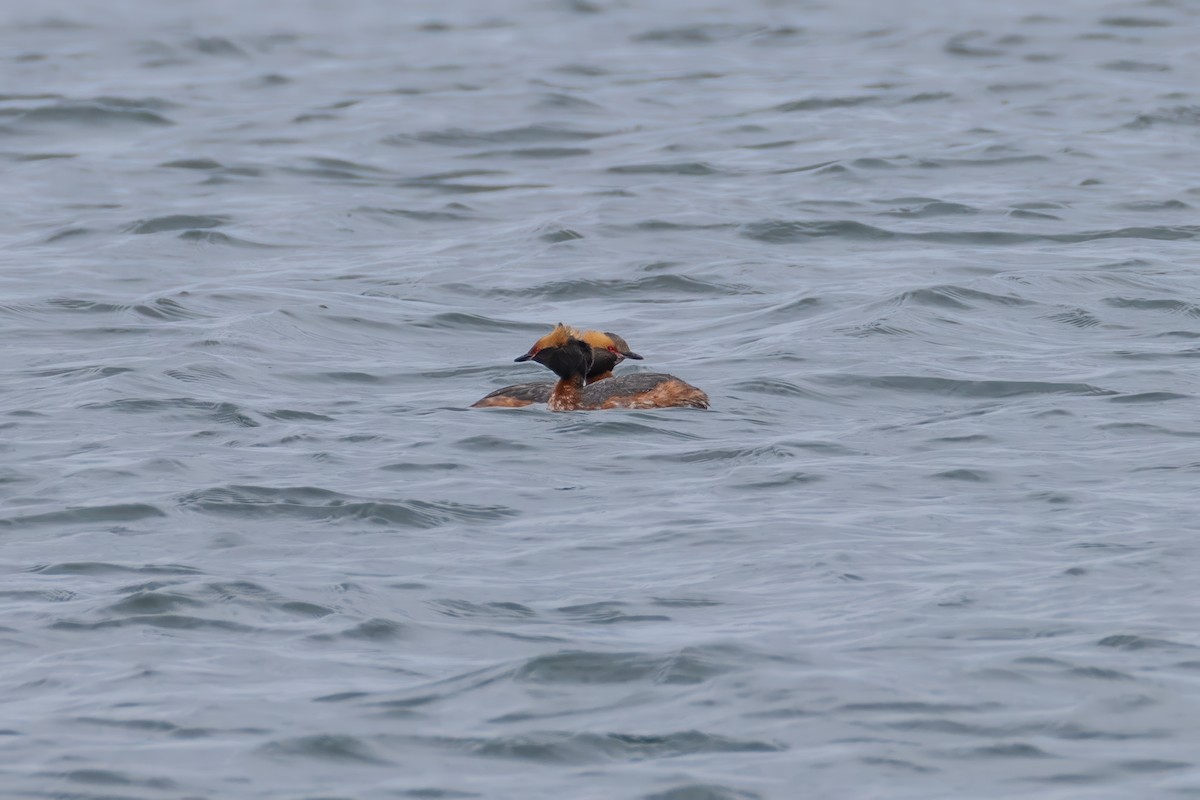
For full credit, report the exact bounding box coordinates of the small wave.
[882,201,978,218]
[31,562,201,576]
[0,503,165,528]
[85,398,259,427]
[733,471,823,489]
[261,734,393,765]
[2,151,77,164]
[499,274,751,300]
[32,364,133,381]
[929,434,994,444]
[1104,297,1200,315]
[944,31,1012,57]
[514,648,735,685]
[769,95,877,113]
[740,220,895,242]
[553,419,701,439]
[540,228,584,243]
[613,220,737,232]
[555,63,609,76]
[414,729,781,763]
[648,445,795,464]
[840,321,912,335]
[896,285,1033,309]
[842,701,997,714]
[902,91,955,104]
[1100,16,1171,27]
[52,614,256,632]
[177,230,274,246]
[160,157,223,170]
[608,161,722,176]
[103,591,203,616]
[987,82,1046,94]
[312,618,407,641]
[165,365,234,385]
[1108,392,1190,403]
[430,599,536,620]
[643,785,761,800]
[1068,666,1134,681]
[1099,633,1195,652]
[1045,308,1102,328]
[74,716,184,733]
[739,219,1200,245]
[556,601,670,625]
[178,485,515,527]
[187,36,250,56]
[53,768,177,790]
[1126,105,1200,128]
[380,461,464,472]
[632,24,760,44]
[282,156,388,181]
[390,124,609,147]
[1009,209,1061,221]
[731,379,822,398]
[534,92,603,111]
[314,370,382,383]
[412,312,547,331]
[954,742,1053,759]
[37,227,94,246]
[5,97,175,127]
[1103,60,1171,73]
[1117,199,1190,211]
[401,180,549,194]
[202,581,336,619]
[125,214,228,234]
[930,468,991,482]
[741,138,795,150]
[261,409,334,422]
[468,146,591,159]
[133,297,207,320]
[35,297,128,314]
[822,374,1115,398]
[850,158,899,169]
[353,205,475,222]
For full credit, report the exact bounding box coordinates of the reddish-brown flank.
[589,377,708,410]
[472,394,536,408]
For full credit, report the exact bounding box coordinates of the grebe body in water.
[471,329,641,408]
[494,324,708,411]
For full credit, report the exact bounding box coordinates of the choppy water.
[4,1,1200,797]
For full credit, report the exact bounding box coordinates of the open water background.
[4,1,1200,797]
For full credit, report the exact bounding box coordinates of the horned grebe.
[492,324,708,411]
[471,328,642,408]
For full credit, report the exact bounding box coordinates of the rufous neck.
[548,375,584,410]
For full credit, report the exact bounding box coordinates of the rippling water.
[5,1,1200,797]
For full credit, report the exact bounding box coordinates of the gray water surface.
[5,1,1200,798]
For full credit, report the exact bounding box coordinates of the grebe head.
[575,330,641,380]
[580,330,643,363]
[514,324,594,381]
[514,325,642,365]
[514,322,578,363]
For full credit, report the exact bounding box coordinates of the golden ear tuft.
[533,322,580,351]
[579,329,614,349]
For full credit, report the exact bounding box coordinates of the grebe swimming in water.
[471,328,642,408]
[479,324,708,411]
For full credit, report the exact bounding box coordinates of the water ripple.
[177,485,516,527]
[740,219,1200,245]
